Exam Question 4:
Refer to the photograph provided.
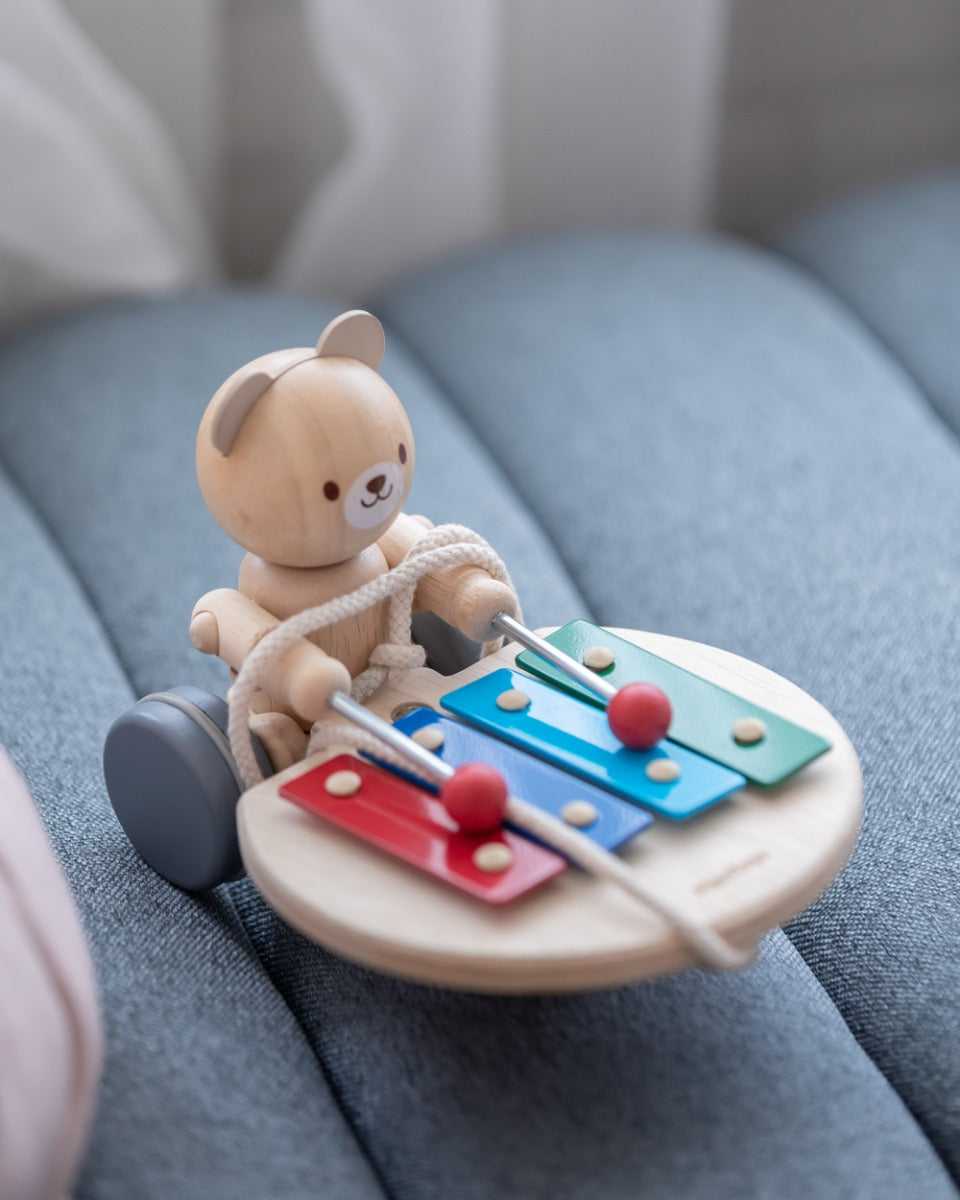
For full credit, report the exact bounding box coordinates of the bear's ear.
[209,370,273,455]
[209,347,316,455]
[315,310,385,371]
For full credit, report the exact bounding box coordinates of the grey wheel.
[412,611,482,675]
[103,686,270,890]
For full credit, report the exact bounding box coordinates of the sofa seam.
[775,243,960,452]
[0,445,140,699]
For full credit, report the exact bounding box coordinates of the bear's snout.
[343,460,405,531]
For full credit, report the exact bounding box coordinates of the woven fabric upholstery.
[780,172,960,437]
[379,230,960,1182]
[0,234,956,1196]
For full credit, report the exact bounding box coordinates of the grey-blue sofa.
[1,173,959,1199]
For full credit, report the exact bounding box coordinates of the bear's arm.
[190,588,352,724]
[377,514,519,643]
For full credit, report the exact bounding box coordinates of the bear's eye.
[323,481,340,501]
[398,443,407,465]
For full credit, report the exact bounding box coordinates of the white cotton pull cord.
[228,524,520,790]
[226,522,751,972]
[504,798,755,971]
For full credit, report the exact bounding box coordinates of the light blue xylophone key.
[440,668,746,820]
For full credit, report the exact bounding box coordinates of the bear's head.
[196,311,415,567]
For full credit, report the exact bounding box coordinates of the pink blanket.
[0,751,102,1200]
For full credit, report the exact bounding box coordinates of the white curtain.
[0,0,214,330]
[0,0,730,328]
[273,0,505,299]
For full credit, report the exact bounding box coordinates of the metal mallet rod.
[491,611,672,750]
[328,690,508,832]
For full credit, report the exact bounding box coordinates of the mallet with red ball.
[491,612,672,750]
[329,689,508,832]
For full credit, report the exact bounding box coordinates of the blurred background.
[4,0,960,328]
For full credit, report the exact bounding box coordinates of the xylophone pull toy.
[492,612,672,749]
[102,308,863,994]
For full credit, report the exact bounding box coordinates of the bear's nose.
[366,474,386,494]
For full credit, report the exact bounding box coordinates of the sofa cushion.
[0,282,952,1198]
[378,231,960,1178]
[780,172,960,437]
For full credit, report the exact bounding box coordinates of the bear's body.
[189,311,517,763]
[238,546,392,680]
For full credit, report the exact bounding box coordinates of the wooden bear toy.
[104,311,526,895]
[104,310,862,992]
[188,310,519,770]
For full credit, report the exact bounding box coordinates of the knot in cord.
[368,643,427,670]
[351,641,427,703]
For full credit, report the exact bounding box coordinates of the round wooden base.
[237,630,861,992]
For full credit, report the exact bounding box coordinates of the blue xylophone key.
[393,707,652,853]
[440,669,746,820]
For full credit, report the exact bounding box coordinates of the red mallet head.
[607,682,672,750]
[441,763,509,832]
